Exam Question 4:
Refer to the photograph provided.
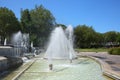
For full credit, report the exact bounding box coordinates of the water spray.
[70,59,72,63]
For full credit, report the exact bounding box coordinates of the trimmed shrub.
[108,47,120,55]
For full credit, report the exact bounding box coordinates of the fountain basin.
[17,58,109,80]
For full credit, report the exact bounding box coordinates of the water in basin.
[17,58,106,80]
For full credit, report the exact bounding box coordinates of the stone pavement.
[78,52,120,79]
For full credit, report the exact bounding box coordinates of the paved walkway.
[78,52,120,79]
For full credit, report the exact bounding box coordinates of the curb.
[78,54,120,80]
[12,59,36,80]
[4,59,36,80]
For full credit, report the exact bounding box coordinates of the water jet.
[44,26,76,59]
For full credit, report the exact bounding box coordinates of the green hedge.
[108,47,120,55]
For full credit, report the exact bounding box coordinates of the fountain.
[12,31,29,56]
[65,25,75,63]
[12,31,23,47]
[30,42,33,48]
[12,31,29,48]
[44,26,77,59]
[44,26,77,70]
[30,42,35,53]
[15,26,109,80]
[4,38,7,46]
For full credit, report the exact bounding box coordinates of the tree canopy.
[0,7,20,44]
[20,5,56,46]
[74,25,120,48]
[0,5,120,48]
[74,25,96,48]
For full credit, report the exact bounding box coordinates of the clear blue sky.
[0,0,120,33]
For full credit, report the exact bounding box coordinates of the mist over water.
[12,31,29,47]
[44,26,76,59]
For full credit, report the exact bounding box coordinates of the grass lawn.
[75,48,109,52]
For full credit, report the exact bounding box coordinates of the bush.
[108,47,120,55]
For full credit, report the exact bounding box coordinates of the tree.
[20,5,56,46]
[104,31,117,42]
[92,32,104,48]
[0,7,20,44]
[30,5,56,46]
[20,9,36,46]
[103,31,118,47]
[56,24,67,30]
[20,9,32,33]
[116,32,120,43]
[74,25,96,48]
